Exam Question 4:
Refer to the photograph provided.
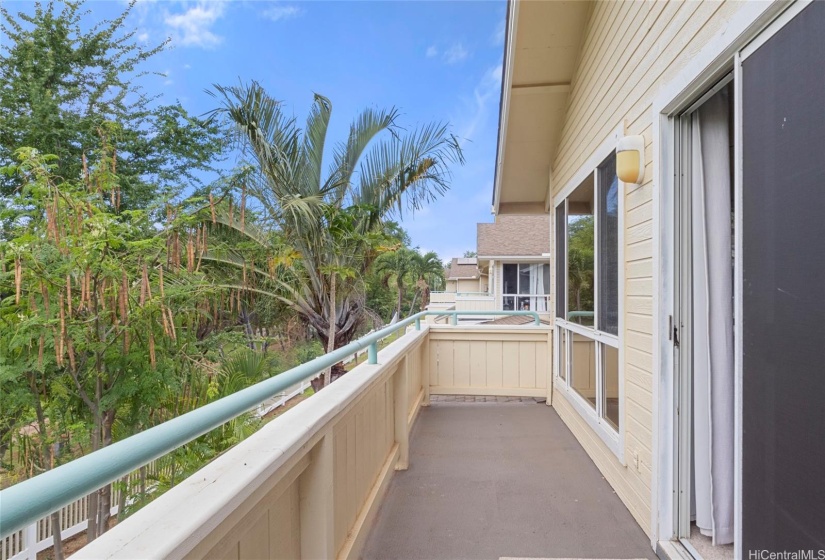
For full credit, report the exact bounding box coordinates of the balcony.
[1,317,652,560]
[428,292,496,324]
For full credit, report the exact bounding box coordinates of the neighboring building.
[443,257,484,294]
[477,214,550,313]
[429,215,550,319]
[494,0,824,557]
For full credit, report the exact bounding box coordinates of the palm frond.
[325,106,399,205]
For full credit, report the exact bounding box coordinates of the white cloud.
[426,45,438,58]
[493,18,505,46]
[164,1,227,49]
[457,64,502,143]
[261,4,302,22]
[443,42,469,65]
[163,68,173,85]
[137,31,150,42]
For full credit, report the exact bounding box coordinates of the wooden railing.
[429,291,457,304]
[27,320,551,559]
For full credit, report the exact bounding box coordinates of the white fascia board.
[477,255,550,262]
[492,0,519,215]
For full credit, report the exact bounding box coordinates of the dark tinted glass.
[555,204,566,317]
[597,152,619,335]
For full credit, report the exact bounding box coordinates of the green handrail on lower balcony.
[0,310,542,538]
[567,311,595,320]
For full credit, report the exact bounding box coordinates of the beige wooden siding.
[428,327,551,398]
[454,296,496,312]
[549,0,751,537]
[69,330,429,560]
[456,278,482,292]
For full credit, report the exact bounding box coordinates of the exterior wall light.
[616,135,645,185]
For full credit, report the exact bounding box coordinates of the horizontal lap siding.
[549,0,749,538]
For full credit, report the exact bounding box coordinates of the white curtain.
[691,88,735,545]
[529,264,547,312]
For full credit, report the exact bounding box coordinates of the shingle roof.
[446,258,480,279]
[477,215,550,257]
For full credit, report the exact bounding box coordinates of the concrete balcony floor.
[363,397,656,560]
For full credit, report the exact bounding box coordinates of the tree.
[567,215,594,315]
[408,251,444,313]
[203,82,463,381]
[0,141,211,544]
[374,248,416,320]
[0,0,225,214]
[463,250,477,258]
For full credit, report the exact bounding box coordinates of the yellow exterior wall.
[455,278,482,293]
[550,0,752,538]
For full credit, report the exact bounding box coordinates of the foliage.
[567,215,594,313]
[0,141,214,538]
[0,0,226,215]
[201,82,463,381]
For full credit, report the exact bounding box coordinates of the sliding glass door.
[741,1,825,549]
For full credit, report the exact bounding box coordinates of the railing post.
[368,342,378,364]
[450,313,458,326]
[415,317,421,331]
[422,334,431,406]
[299,433,335,560]
[534,314,541,326]
[394,357,410,470]
[23,522,37,560]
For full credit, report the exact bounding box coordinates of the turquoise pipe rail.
[0,310,542,538]
[567,311,595,320]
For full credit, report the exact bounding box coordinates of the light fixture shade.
[616,135,645,185]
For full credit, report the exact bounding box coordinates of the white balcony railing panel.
[67,320,552,560]
[428,325,552,399]
[454,295,495,313]
[429,291,457,304]
[72,329,429,560]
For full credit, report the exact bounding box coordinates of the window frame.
[552,127,625,462]
[501,262,551,311]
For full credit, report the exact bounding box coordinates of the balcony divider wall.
[71,324,552,560]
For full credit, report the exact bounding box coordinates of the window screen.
[597,152,619,335]
[555,204,566,318]
[502,264,517,295]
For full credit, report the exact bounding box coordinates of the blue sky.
[7,0,506,260]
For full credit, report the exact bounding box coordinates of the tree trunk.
[27,373,65,560]
[240,308,255,350]
[96,409,116,535]
[323,274,337,388]
[408,290,419,316]
[396,279,404,318]
[420,280,431,311]
[51,510,65,560]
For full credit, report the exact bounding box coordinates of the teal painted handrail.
[0,310,543,537]
[567,311,595,320]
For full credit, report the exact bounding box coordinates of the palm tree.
[204,82,463,382]
[374,248,417,320]
[408,251,444,313]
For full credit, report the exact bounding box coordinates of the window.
[502,263,550,311]
[555,151,622,451]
